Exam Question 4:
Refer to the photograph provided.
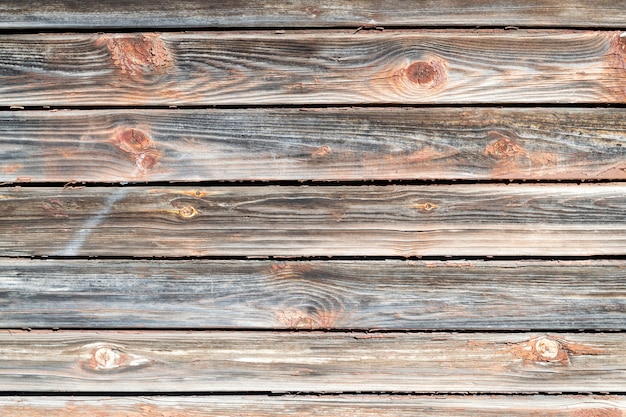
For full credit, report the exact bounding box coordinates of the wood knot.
[535,338,560,360]
[509,336,570,364]
[118,128,152,152]
[311,145,331,158]
[414,202,438,211]
[90,346,126,371]
[101,33,173,75]
[81,343,153,372]
[484,133,526,160]
[114,127,162,173]
[178,205,198,219]
[404,59,446,88]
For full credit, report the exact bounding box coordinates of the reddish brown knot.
[484,132,526,160]
[114,127,162,173]
[403,59,446,88]
[101,33,173,75]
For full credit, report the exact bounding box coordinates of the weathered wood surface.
[1,395,625,416]
[1,1,626,29]
[1,259,624,331]
[0,331,623,393]
[2,31,626,106]
[1,184,626,257]
[3,107,626,182]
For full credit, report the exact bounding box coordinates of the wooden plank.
[3,107,626,182]
[0,331,623,393]
[1,184,626,257]
[1,395,625,416]
[1,259,624,331]
[1,31,626,106]
[1,1,625,29]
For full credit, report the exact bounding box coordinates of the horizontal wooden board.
[1,184,626,257]
[1,395,625,416]
[3,107,626,182]
[1,259,625,330]
[1,1,626,29]
[1,31,626,106]
[0,331,623,393]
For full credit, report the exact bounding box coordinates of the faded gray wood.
[3,107,626,183]
[1,184,626,257]
[1,395,625,416]
[1,259,624,330]
[1,31,626,106]
[0,331,623,393]
[1,1,626,29]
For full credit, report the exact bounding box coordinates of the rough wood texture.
[1,184,626,257]
[1,1,625,29]
[1,259,624,331]
[0,331,623,393]
[3,107,626,182]
[1,395,625,416]
[2,31,626,106]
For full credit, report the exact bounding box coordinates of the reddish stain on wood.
[2,164,22,174]
[114,127,162,173]
[276,308,342,329]
[406,147,446,163]
[608,32,626,99]
[572,408,624,417]
[101,33,173,75]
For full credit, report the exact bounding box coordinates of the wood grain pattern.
[0,331,623,393]
[3,107,626,182]
[1,1,626,29]
[1,184,626,257]
[1,395,625,416]
[2,31,626,106]
[1,259,624,330]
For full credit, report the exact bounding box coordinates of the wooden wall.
[0,1,625,415]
